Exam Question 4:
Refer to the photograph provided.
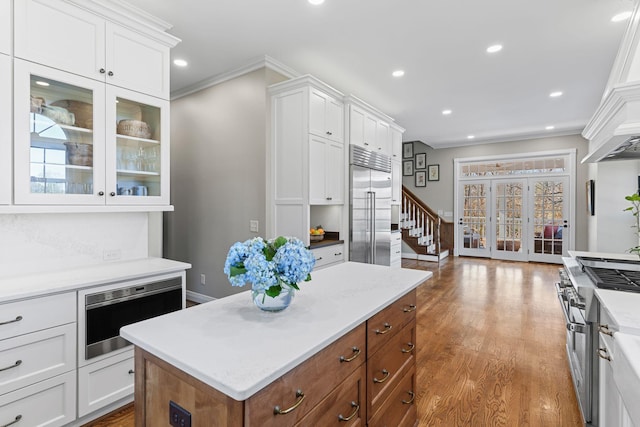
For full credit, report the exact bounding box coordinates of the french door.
[457,176,569,263]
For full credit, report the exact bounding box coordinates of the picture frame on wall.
[428,164,440,181]
[415,171,426,187]
[586,179,595,216]
[403,142,413,158]
[403,160,414,176]
[415,153,426,169]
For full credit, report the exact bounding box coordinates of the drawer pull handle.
[128,369,135,375]
[0,316,22,326]
[402,391,415,405]
[0,360,22,372]
[375,323,392,335]
[338,401,360,422]
[598,347,611,361]
[599,324,613,337]
[1,415,22,427]
[401,342,415,353]
[339,347,361,363]
[403,304,417,313]
[334,252,343,256]
[373,369,390,383]
[274,390,305,415]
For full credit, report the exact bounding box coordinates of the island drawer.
[245,323,365,427]
[295,364,366,427]
[0,323,76,396]
[0,292,76,341]
[368,367,416,427]
[367,289,416,356]
[367,321,415,418]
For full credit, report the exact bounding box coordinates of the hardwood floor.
[86,257,582,426]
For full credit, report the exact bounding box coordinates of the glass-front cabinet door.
[0,54,11,205]
[14,60,106,205]
[105,86,169,205]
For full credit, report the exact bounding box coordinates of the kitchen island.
[121,262,431,426]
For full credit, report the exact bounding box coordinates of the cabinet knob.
[110,192,116,197]
[98,191,105,196]
[99,68,106,74]
[364,142,369,146]
[108,71,114,77]
[326,197,332,201]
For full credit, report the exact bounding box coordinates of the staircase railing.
[401,186,454,256]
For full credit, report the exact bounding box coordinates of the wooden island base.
[133,289,419,427]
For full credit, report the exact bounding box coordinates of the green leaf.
[273,236,288,249]
[229,265,246,277]
[624,207,634,211]
[263,244,276,261]
[289,282,300,290]
[265,285,281,298]
[304,273,312,282]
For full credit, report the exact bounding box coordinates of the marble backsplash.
[0,212,149,278]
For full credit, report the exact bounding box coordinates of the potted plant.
[624,193,640,256]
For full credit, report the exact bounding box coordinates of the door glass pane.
[462,183,487,249]
[533,181,564,255]
[115,97,161,197]
[495,182,523,253]
[29,75,94,195]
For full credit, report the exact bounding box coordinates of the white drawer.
[391,233,402,245]
[0,323,76,396]
[0,371,76,427]
[0,293,76,341]
[312,244,345,269]
[78,349,134,417]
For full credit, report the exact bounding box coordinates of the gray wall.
[402,134,591,251]
[165,68,288,299]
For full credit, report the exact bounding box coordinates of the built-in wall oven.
[78,273,184,365]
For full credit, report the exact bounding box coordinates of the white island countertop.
[0,257,191,303]
[596,288,640,335]
[121,262,432,401]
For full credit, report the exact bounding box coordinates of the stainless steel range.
[558,253,640,426]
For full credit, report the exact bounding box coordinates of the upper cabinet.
[347,101,396,156]
[390,125,402,160]
[14,0,179,100]
[0,54,11,205]
[14,60,169,205]
[0,0,11,55]
[309,88,344,144]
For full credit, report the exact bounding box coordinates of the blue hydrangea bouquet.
[224,236,316,299]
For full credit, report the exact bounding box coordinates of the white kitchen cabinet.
[0,371,76,427]
[0,54,11,205]
[375,120,390,154]
[309,88,344,144]
[349,105,366,149]
[14,60,170,205]
[269,76,346,246]
[311,243,345,269]
[598,336,635,427]
[391,160,401,205]
[0,0,11,55]
[347,100,400,157]
[390,232,402,268]
[78,348,134,417]
[14,0,175,100]
[391,126,402,160]
[309,135,344,205]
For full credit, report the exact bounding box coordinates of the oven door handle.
[555,283,586,334]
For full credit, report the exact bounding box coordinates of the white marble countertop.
[596,288,640,335]
[568,250,640,261]
[0,257,192,303]
[121,262,432,401]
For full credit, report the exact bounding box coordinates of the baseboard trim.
[186,290,216,304]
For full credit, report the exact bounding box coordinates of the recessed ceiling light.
[173,59,188,67]
[442,109,452,115]
[545,126,555,130]
[486,44,503,53]
[549,91,563,98]
[467,135,475,139]
[308,0,325,4]
[612,11,632,22]
[35,81,50,87]
[392,70,405,77]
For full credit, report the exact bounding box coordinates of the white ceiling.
[126,0,632,148]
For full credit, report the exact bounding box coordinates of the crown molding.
[171,55,300,100]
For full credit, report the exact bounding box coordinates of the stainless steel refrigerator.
[350,145,392,266]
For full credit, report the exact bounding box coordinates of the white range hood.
[583,2,640,163]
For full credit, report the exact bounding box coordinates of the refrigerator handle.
[366,191,373,263]
[371,191,376,262]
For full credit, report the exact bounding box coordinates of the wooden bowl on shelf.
[117,119,151,139]
[51,100,93,129]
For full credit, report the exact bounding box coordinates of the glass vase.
[251,286,295,312]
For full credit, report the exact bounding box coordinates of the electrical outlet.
[200,274,206,285]
[250,220,259,233]
[169,401,191,427]
[103,249,121,261]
